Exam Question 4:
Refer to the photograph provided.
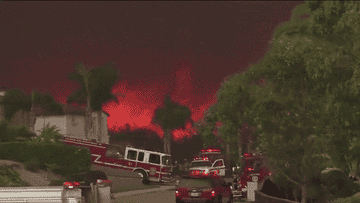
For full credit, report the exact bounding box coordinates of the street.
[111,189,244,203]
[111,189,175,203]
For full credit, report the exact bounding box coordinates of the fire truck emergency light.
[246,167,254,171]
[201,148,221,153]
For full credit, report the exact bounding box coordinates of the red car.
[175,174,233,203]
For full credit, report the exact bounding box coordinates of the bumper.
[177,197,210,203]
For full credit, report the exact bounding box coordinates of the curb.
[112,185,175,198]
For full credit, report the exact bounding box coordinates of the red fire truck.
[188,147,227,177]
[231,152,272,200]
[61,136,172,184]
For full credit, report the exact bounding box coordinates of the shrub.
[0,120,17,143]
[24,157,41,172]
[321,169,359,201]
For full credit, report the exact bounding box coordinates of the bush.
[321,170,359,201]
[0,120,17,143]
[24,157,41,172]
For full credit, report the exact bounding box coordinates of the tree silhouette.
[152,94,193,170]
[67,61,125,141]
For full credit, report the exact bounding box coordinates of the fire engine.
[60,136,172,184]
[231,152,272,200]
[188,147,227,177]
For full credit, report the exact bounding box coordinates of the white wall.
[100,111,109,144]
[65,115,86,139]
[34,111,109,144]
[34,116,67,136]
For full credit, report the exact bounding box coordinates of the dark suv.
[175,175,233,203]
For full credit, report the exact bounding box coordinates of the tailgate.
[0,186,82,202]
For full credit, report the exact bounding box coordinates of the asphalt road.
[111,189,244,203]
[112,189,175,203]
[109,177,245,203]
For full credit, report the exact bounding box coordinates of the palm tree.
[67,62,125,142]
[152,94,193,170]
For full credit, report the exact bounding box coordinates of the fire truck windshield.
[190,161,212,168]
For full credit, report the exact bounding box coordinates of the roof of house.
[32,104,110,117]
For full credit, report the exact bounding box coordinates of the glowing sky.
[1,1,304,141]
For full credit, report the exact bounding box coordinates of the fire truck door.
[213,159,225,176]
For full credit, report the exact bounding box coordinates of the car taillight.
[63,181,80,189]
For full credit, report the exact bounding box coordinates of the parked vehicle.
[188,147,227,177]
[61,136,172,184]
[231,152,272,200]
[0,181,83,203]
[175,174,233,203]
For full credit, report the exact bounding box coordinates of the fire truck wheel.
[135,170,149,184]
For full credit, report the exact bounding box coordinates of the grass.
[0,165,31,187]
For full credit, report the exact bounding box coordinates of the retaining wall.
[255,190,299,203]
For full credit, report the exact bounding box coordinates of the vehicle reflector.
[97,179,112,186]
[63,182,80,189]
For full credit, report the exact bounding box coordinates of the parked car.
[175,174,233,203]
[66,170,114,202]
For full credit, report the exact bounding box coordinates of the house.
[0,87,110,144]
[34,104,110,144]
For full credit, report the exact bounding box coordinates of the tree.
[241,1,360,202]
[0,88,31,121]
[196,72,260,172]
[0,88,62,134]
[67,61,125,141]
[152,94,193,169]
[197,1,360,202]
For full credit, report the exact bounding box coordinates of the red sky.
[1,1,304,141]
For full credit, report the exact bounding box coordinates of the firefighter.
[172,161,180,176]
[184,159,190,171]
